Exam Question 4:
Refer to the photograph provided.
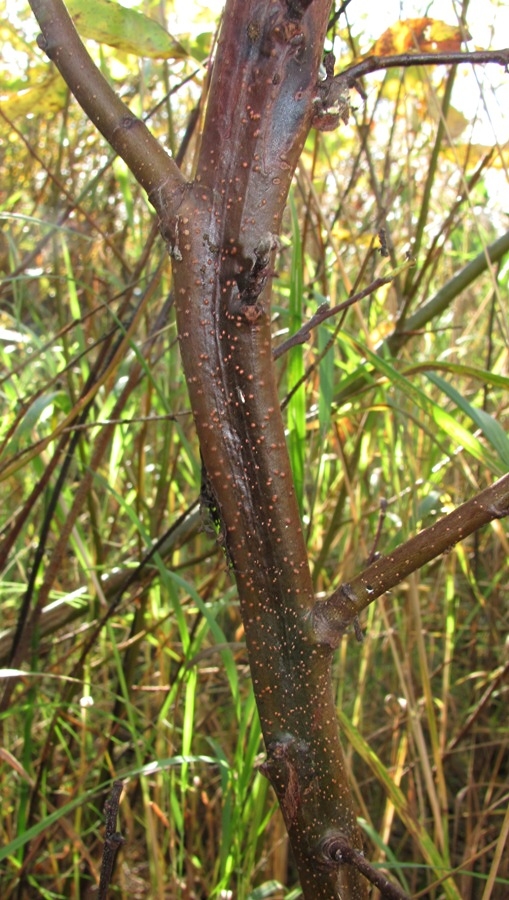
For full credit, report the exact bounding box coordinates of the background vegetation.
[0,0,508,897]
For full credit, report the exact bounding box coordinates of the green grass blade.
[426,372,509,468]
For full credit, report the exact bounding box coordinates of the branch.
[327,1,354,32]
[320,834,410,900]
[29,0,185,213]
[311,472,509,645]
[273,257,416,360]
[273,275,394,360]
[170,1,369,894]
[387,229,509,356]
[341,47,509,85]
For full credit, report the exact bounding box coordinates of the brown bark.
[29,0,367,895]
[167,3,367,895]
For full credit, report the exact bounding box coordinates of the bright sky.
[166,0,509,208]
[11,0,508,148]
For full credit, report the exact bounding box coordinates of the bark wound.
[229,233,280,324]
[312,53,351,132]
[260,734,316,826]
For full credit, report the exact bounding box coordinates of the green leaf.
[0,756,229,864]
[66,0,188,59]
[338,711,461,900]
[187,31,214,63]
[337,335,504,475]
[247,883,285,899]
[15,392,67,440]
[426,372,509,469]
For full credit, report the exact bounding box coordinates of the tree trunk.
[166,2,367,895]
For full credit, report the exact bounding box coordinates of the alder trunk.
[166,0,367,896]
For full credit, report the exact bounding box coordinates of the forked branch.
[24,2,509,898]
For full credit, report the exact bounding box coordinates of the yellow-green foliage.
[1,1,508,897]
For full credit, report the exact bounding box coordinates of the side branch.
[273,271,408,360]
[312,472,509,645]
[341,47,509,85]
[29,0,185,206]
[319,835,410,900]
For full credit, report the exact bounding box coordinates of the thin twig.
[366,497,387,566]
[341,48,509,86]
[327,0,354,32]
[273,274,394,360]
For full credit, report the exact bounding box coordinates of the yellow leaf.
[369,18,470,57]
[66,0,188,59]
[0,72,68,119]
[440,143,509,170]
[426,94,469,139]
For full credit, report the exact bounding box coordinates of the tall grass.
[1,1,508,897]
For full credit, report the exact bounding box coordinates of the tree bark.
[167,2,367,895]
